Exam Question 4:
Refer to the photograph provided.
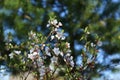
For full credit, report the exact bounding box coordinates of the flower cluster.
[47,19,65,41]
[28,45,40,61]
[11,18,74,79]
[5,18,99,80]
[31,19,75,79]
[28,31,37,40]
[47,19,62,28]
[9,50,21,59]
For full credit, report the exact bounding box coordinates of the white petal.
[60,52,64,56]
[51,35,55,40]
[46,24,50,27]
[53,19,58,25]
[58,22,62,26]
[33,52,39,56]
[45,47,51,56]
[14,50,21,55]
[53,48,60,56]
[61,36,66,40]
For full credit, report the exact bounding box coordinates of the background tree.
[0,0,120,79]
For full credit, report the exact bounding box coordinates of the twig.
[24,69,31,80]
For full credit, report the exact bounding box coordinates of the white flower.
[42,44,46,47]
[28,54,34,60]
[28,52,39,60]
[61,36,66,40]
[29,31,36,40]
[46,24,50,27]
[90,43,96,47]
[70,60,74,67]
[9,53,14,59]
[49,19,58,25]
[58,22,62,26]
[64,54,74,67]
[45,47,51,56]
[33,52,39,56]
[60,51,64,57]
[55,31,65,40]
[55,32,61,39]
[48,19,62,28]
[51,56,58,63]
[53,19,58,25]
[53,48,60,56]
[54,28,58,31]
[66,53,71,57]
[51,35,55,40]
[66,42,70,48]
[14,50,21,55]
[56,25,59,28]
[70,56,73,60]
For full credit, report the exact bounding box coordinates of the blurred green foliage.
[0,0,120,79]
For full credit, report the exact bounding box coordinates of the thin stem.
[35,60,40,80]
[50,65,58,80]
[24,68,31,80]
